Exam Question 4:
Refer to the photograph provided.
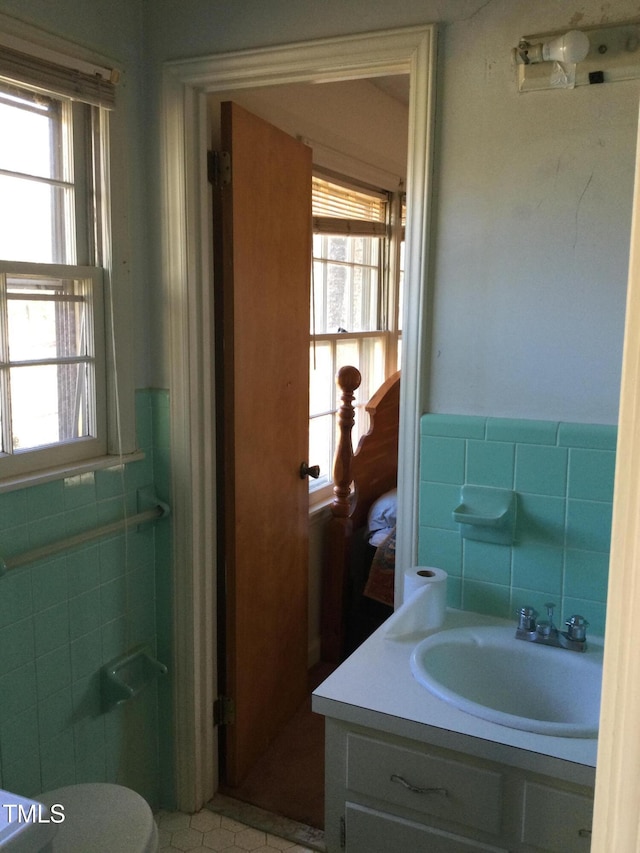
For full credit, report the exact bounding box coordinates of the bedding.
[366,488,398,546]
[364,489,398,607]
[363,525,396,607]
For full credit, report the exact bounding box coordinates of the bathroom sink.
[410,624,602,737]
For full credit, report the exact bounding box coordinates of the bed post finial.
[332,366,362,518]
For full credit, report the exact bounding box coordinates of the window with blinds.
[309,175,403,497]
[312,176,387,234]
[0,46,113,479]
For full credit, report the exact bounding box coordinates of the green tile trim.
[466,440,515,488]
[0,490,27,531]
[417,526,462,575]
[462,580,511,619]
[0,618,35,677]
[0,386,169,806]
[568,449,616,502]
[417,411,613,630]
[558,422,617,450]
[515,445,568,497]
[419,482,460,531]
[486,418,559,445]
[566,499,612,554]
[564,549,609,602]
[420,414,486,439]
[463,540,511,585]
[512,545,563,596]
[515,494,566,548]
[420,436,466,484]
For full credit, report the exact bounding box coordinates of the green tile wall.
[419,415,616,636]
[0,389,172,809]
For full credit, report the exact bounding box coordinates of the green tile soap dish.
[101,646,168,711]
[452,485,516,544]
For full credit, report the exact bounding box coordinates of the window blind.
[312,176,387,220]
[312,176,388,236]
[0,44,117,109]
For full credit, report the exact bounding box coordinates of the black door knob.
[300,462,320,480]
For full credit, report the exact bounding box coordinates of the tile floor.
[156,794,324,853]
[157,810,316,852]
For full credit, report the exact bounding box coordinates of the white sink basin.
[410,625,602,738]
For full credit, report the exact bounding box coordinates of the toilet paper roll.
[385,566,448,639]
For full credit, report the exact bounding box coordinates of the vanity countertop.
[312,608,599,788]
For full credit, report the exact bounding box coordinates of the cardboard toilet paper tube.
[385,566,448,638]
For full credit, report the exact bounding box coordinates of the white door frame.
[161,25,437,812]
[591,114,640,852]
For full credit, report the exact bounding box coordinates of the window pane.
[335,338,359,370]
[309,340,333,415]
[7,276,89,361]
[309,414,333,488]
[1,269,98,458]
[0,175,71,263]
[312,234,380,334]
[0,91,62,180]
[10,362,91,450]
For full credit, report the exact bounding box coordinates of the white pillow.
[367,488,398,539]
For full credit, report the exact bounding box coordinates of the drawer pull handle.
[578,829,592,838]
[390,774,449,797]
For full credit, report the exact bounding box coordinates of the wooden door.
[213,102,312,786]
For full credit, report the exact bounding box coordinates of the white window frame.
[309,178,403,503]
[0,14,139,491]
[0,260,106,477]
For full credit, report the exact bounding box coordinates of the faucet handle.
[565,614,589,642]
[534,602,557,638]
[516,606,538,631]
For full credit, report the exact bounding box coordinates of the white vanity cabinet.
[313,610,598,853]
[324,719,594,853]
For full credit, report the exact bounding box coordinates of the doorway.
[161,24,437,814]
[210,81,410,828]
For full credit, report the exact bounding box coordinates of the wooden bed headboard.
[322,366,401,661]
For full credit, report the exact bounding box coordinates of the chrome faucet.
[516,603,588,652]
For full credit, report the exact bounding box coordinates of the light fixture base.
[515,20,640,92]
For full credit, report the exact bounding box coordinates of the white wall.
[207,79,409,191]
[2,0,638,419]
[141,0,640,425]
[429,1,638,422]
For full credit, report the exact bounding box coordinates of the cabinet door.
[346,803,510,853]
[522,782,593,852]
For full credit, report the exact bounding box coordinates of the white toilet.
[37,783,158,852]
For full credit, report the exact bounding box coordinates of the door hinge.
[213,695,235,726]
[340,815,346,848]
[208,150,231,187]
